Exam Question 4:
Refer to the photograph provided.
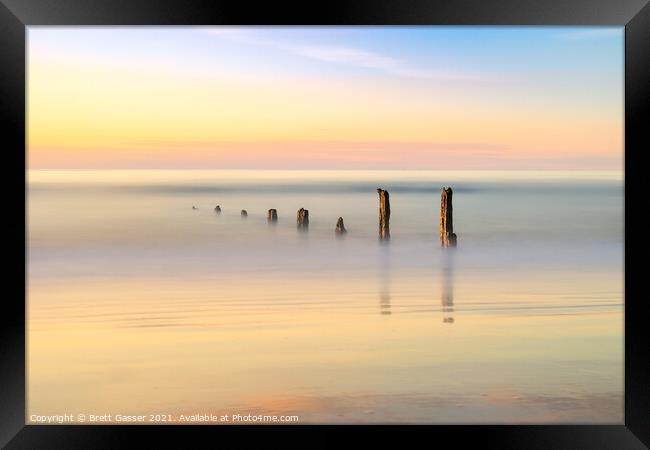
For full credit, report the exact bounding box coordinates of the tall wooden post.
[377,188,390,240]
[267,209,278,222]
[440,187,457,247]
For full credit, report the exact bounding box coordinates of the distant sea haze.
[27,170,623,423]
[26,143,624,171]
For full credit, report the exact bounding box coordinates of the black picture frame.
[1,0,648,448]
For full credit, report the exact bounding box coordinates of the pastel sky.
[28,27,623,170]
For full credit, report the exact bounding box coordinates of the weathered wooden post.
[297,208,309,228]
[214,205,222,214]
[335,217,347,234]
[440,187,457,247]
[267,209,278,222]
[377,188,390,240]
[241,209,248,217]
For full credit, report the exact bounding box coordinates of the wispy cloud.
[204,28,487,82]
[556,28,622,41]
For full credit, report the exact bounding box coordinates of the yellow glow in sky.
[27,27,624,170]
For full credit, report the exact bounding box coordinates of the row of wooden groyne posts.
[200,187,458,247]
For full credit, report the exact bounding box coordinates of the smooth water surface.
[27,170,623,423]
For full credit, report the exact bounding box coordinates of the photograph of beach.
[27,27,623,424]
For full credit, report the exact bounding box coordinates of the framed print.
[1,0,648,448]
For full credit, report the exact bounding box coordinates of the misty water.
[27,170,623,423]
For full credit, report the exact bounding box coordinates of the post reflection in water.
[442,251,455,323]
[379,244,391,315]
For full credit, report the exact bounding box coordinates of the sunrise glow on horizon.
[28,27,623,170]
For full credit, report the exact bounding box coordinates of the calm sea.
[27,170,623,423]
